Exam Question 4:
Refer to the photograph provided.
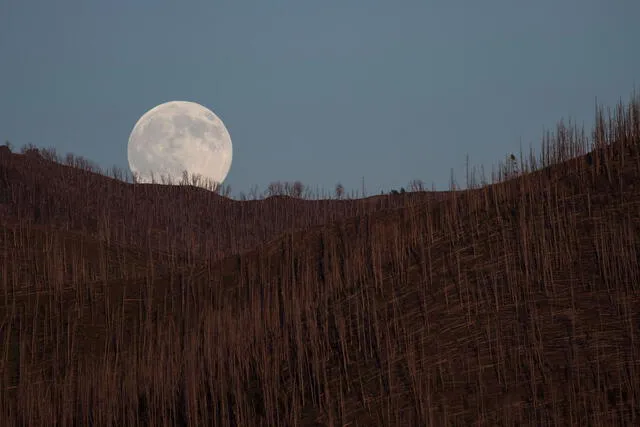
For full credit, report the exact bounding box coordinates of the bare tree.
[408,179,424,192]
[248,185,260,200]
[23,145,41,159]
[335,183,344,199]
[40,147,59,162]
[291,181,304,198]
[160,173,175,185]
[190,173,203,187]
[111,166,124,181]
[503,153,519,180]
[267,181,285,197]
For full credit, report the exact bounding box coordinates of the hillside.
[0,146,446,268]
[1,96,639,426]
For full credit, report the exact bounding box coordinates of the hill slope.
[1,97,639,425]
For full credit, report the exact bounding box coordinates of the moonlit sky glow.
[1,1,638,196]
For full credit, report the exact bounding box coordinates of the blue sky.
[1,1,638,197]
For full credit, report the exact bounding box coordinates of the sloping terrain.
[0,147,444,266]
[0,97,639,425]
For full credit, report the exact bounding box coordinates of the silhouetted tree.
[39,147,59,162]
[221,184,232,197]
[291,181,304,198]
[408,179,424,192]
[267,181,285,197]
[22,143,41,159]
[335,183,344,199]
[503,153,519,180]
[111,166,124,181]
[181,170,190,185]
[248,185,260,200]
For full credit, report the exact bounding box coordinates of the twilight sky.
[1,1,638,197]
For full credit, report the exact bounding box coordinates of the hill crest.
[1,95,639,425]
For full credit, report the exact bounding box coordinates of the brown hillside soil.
[0,97,639,425]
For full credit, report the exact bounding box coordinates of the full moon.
[127,101,232,189]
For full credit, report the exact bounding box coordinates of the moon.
[127,101,232,189]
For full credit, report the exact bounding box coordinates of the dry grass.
[1,93,639,426]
